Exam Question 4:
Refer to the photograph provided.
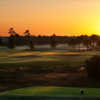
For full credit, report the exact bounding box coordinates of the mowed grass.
[0,46,99,68]
[1,87,100,100]
[2,87,100,97]
[0,47,100,99]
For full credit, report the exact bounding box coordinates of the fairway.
[0,46,99,68]
[1,87,100,100]
[0,47,100,88]
[2,87,100,96]
[0,47,100,99]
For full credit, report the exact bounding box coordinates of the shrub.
[85,56,100,79]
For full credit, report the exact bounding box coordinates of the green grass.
[0,47,98,68]
[0,47,100,99]
[2,87,100,97]
[0,46,100,73]
[1,87,100,100]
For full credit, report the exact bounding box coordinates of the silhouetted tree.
[76,36,83,51]
[8,27,16,36]
[37,35,42,45]
[0,38,2,46]
[8,28,16,49]
[90,34,99,50]
[81,35,91,50]
[96,40,100,50]
[29,40,34,50]
[24,29,30,37]
[67,37,78,50]
[50,34,57,48]
[24,29,34,50]
[15,33,21,46]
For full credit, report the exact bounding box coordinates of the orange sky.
[0,0,100,36]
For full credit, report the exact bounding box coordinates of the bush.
[85,56,100,79]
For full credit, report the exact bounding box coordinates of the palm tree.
[24,29,30,37]
[8,28,17,49]
[8,27,16,36]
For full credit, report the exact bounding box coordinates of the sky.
[0,0,100,36]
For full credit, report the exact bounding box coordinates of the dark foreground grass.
[0,95,100,100]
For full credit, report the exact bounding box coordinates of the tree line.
[1,27,100,51]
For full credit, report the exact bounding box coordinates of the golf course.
[0,46,100,99]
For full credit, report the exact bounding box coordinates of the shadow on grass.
[0,95,100,100]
